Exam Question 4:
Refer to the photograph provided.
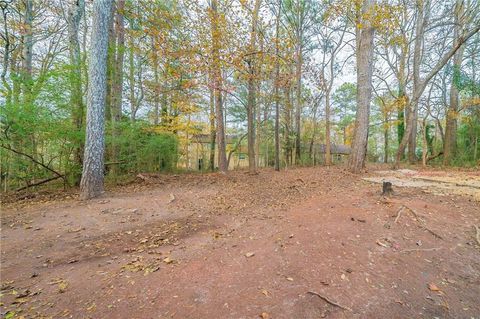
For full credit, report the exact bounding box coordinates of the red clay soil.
[1,166,479,319]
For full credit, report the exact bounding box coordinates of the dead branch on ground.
[307,291,352,312]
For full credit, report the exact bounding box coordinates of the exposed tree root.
[394,204,443,240]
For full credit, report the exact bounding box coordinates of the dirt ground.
[1,166,479,319]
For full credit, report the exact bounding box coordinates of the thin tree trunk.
[394,3,480,168]
[67,0,85,184]
[129,34,136,121]
[309,100,319,161]
[474,135,478,161]
[397,44,407,151]
[384,114,389,163]
[209,74,216,171]
[105,3,116,123]
[443,0,465,165]
[1,3,12,107]
[247,62,256,173]
[21,0,33,104]
[109,0,125,178]
[11,47,21,105]
[407,0,430,164]
[284,87,293,166]
[294,39,303,164]
[80,0,114,200]
[210,0,227,173]
[152,36,160,124]
[112,0,125,122]
[325,91,332,165]
[422,117,428,167]
[255,33,264,168]
[274,0,281,171]
[348,0,376,173]
[246,0,262,174]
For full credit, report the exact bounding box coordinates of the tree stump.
[382,181,393,196]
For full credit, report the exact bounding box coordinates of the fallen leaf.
[4,311,15,319]
[58,280,68,293]
[341,273,346,280]
[286,277,293,281]
[163,257,174,264]
[428,283,440,292]
[245,252,255,258]
[376,240,389,248]
[260,312,270,319]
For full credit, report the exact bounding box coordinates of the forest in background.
[1,0,479,198]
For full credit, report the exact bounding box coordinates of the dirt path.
[1,167,479,319]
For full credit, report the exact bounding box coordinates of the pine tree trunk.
[348,0,375,173]
[294,42,303,164]
[284,87,293,166]
[67,0,85,185]
[80,0,113,200]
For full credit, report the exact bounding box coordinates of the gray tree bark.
[443,0,466,165]
[325,93,332,165]
[21,0,33,104]
[407,0,430,163]
[112,0,125,122]
[210,0,228,173]
[209,76,216,171]
[394,10,480,168]
[1,2,13,106]
[274,0,281,171]
[151,36,160,124]
[109,0,125,178]
[246,0,262,174]
[294,37,303,164]
[348,0,376,173]
[80,0,114,199]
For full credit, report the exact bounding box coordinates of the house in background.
[179,132,351,170]
[180,134,251,171]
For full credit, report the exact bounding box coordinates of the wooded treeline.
[1,0,479,198]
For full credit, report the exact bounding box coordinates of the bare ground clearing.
[1,166,479,319]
